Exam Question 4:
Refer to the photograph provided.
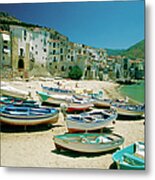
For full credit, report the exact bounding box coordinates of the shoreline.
[0,79,145,169]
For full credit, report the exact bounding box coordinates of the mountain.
[121,40,144,59]
[106,40,144,59]
[105,48,125,56]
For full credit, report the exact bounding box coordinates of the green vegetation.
[121,40,144,59]
[68,65,83,80]
[106,40,144,59]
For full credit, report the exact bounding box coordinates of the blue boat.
[41,84,73,95]
[112,142,145,170]
[66,109,117,133]
[0,105,59,126]
[0,96,39,107]
[111,103,145,118]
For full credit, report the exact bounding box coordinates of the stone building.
[0,30,11,68]
[10,25,31,78]
[0,30,12,79]
[0,24,108,80]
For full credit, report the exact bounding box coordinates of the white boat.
[66,109,117,133]
[53,133,124,153]
[0,85,30,99]
[111,103,145,117]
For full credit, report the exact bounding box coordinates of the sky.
[0,0,144,49]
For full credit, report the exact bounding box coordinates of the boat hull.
[113,107,144,117]
[112,142,145,170]
[36,91,93,112]
[93,100,111,108]
[67,103,93,113]
[0,106,59,126]
[53,133,124,153]
[1,86,30,99]
[66,110,117,132]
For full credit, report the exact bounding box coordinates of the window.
[71,56,74,61]
[20,48,24,56]
[61,66,65,71]
[53,50,56,55]
[53,42,56,48]
[53,56,57,62]
[18,59,24,69]
[60,55,63,61]
[60,48,63,54]
[24,30,27,41]
[36,51,38,55]
[44,48,47,52]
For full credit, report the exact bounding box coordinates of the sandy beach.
[0,79,145,169]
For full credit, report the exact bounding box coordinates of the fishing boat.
[111,103,144,117]
[41,84,74,95]
[0,96,39,107]
[36,91,72,105]
[65,109,117,133]
[0,105,59,126]
[53,133,124,153]
[36,91,93,112]
[92,98,112,108]
[112,142,145,170]
[0,85,30,99]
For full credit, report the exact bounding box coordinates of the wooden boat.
[112,142,145,169]
[0,105,59,126]
[41,84,73,95]
[0,85,30,99]
[36,91,72,105]
[0,96,39,107]
[65,109,117,133]
[53,133,124,153]
[36,91,93,112]
[92,98,112,108]
[111,103,144,117]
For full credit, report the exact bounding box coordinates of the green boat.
[112,142,145,170]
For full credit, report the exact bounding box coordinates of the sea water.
[119,80,145,103]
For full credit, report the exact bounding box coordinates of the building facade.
[0,24,108,79]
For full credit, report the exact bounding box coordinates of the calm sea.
[119,80,145,103]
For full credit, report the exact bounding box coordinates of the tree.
[68,65,83,80]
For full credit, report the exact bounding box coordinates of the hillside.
[121,40,144,59]
[0,12,42,31]
[106,40,144,59]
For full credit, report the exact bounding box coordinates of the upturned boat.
[36,91,93,112]
[112,142,145,170]
[53,133,124,153]
[111,103,144,117]
[0,85,30,99]
[65,109,117,133]
[0,105,59,126]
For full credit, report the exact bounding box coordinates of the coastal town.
[0,9,145,170]
[0,12,144,82]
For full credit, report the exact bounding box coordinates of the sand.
[0,79,145,169]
